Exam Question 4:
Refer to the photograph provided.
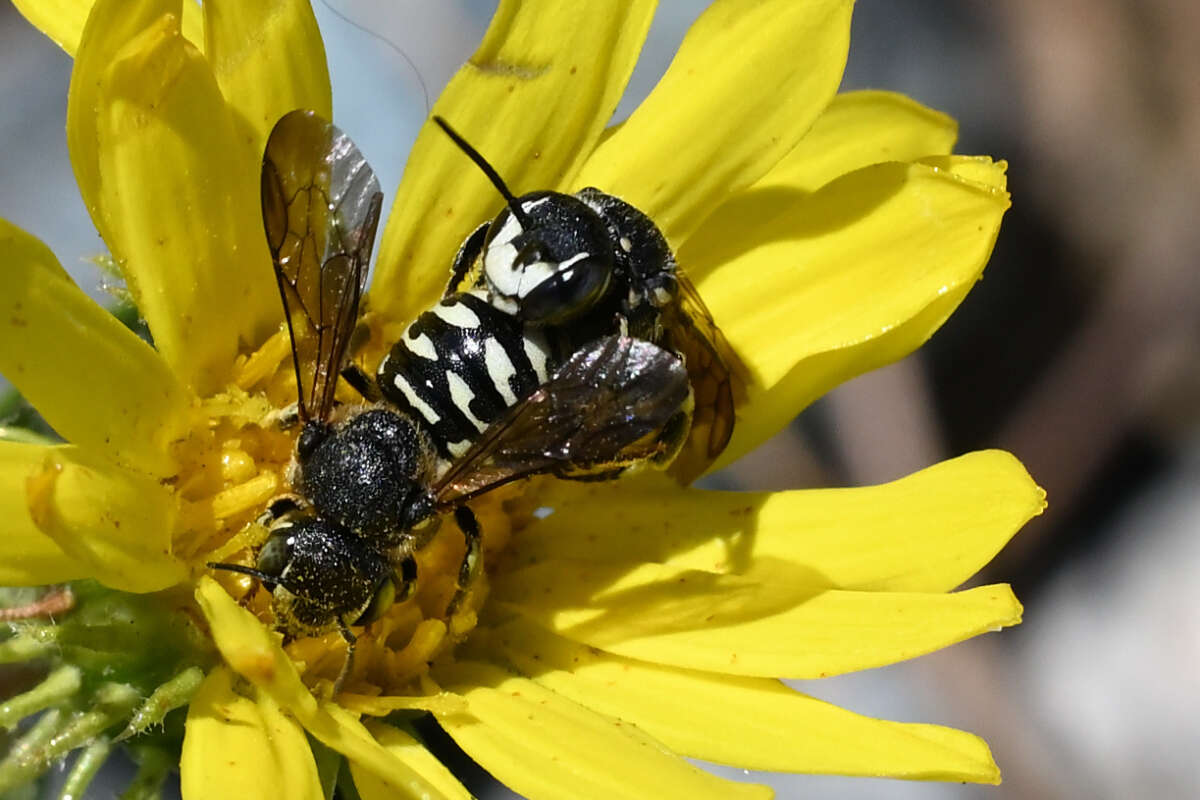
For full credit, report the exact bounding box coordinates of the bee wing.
[661,269,749,484]
[261,109,383,422]
[433,335,690,506]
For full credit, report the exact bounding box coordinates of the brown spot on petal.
[25,457,64,531]
[233,651,277,683]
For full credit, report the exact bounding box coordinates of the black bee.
[430,117,745,484]
[208,110,689,690]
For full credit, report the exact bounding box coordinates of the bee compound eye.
[255,529,294,580]
[520,253,613,324]
[354,575,398,625]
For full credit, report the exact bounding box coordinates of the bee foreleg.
[446,506,483,617]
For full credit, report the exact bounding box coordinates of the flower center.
[170,329,533,695]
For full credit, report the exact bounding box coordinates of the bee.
[208,110,690,691]
[430,117,745,484]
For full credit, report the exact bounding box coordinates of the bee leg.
[446,506,483,617]
[333,623,357,696]
[340,363,382,402]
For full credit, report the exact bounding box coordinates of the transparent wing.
[261,109,383,422]
[434,335,690,505]
[662,269,749,484]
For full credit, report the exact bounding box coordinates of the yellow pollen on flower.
[172,328,535,697]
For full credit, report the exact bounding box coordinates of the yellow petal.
[0,219,191,476]
[512,451,1044,593]
[13,0,203,56]
[755,90,958,194]
[494,557,1021,677]
[0,443,91,586]
[66,0,202,252]
[67,0,166,251]
[352,721,471,800]
[25,445,186,592]
[74,2,273,393]
[371,0,655,325]
[200,0,334,353]
[490,617,1000,782]
[182,666,324,800]
[203,0,332,175]
[574,0,853,244]
[194,577,444,798]
[434,660,772,800]
[682,159,1010,470]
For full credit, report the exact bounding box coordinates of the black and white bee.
[208,110,690,690]
[427,118,745,484]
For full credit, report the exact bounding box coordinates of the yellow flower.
[2,0,1040,797]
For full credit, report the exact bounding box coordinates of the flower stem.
[116,666,204,741]
[0,665,82,730]
[0,684,139,792]
[58,738,113,800]
[0,709,63,792]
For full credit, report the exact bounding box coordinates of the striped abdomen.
[377,292,552,462]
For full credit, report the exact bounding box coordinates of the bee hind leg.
[446,506,483,618]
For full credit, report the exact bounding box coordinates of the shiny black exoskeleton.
[450,187,677,363]
[433,116,741,484]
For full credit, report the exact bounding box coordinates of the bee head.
[482,192,615,325]
[208,516,396,637]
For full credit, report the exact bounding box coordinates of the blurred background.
[2,0,1198,797]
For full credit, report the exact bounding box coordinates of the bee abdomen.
[378,292,551,460]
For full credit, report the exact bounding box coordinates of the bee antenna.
[207,562,276,583]
[432,116,532,228]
